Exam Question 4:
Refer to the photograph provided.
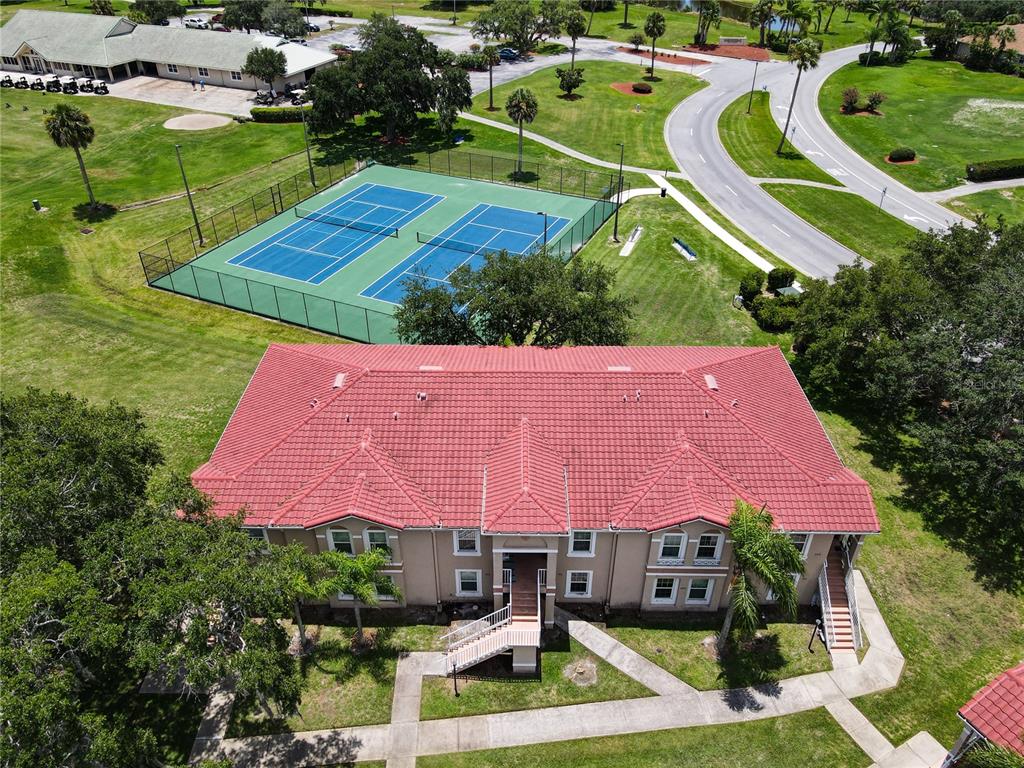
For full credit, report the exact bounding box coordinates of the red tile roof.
[193,345,879,535]
[960,664,1024,755]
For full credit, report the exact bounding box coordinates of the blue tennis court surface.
[361,203,570,305]
[226,183,444,285]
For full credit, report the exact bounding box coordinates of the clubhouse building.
[195,344,880,672]
[0,10,335,90]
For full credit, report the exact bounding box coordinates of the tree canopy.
[261,0,306,39]
[242,46,287,90]
[394,247,634,346]
[308,14,471,141]
[472,0,565,54]
[222,0,265,33]
[792,221,1024,592]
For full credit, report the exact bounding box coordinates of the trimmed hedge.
[750,294,802,332]
[966,158,1024,182]
[858,51,888,66]
[889,146,916,162]
[738,268,766,305]
[767,266,796,292]
[251,106,312,123]
[632,82,652,94]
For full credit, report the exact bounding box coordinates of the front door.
[28,56,43,73]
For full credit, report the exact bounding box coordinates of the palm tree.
[717,501,805,653]
[751,0,775,47]
[312,547,401,641]
[777,37,820,155]
[482,45,500,110]
[812,0,827,33]
[565,9,587,70]
[995,24,1017,55]
[904,0,922,29]
[865,0,898,57]
[644,11,666,76]
[505,88,538,174]
[44,103,97,208]
[822,0,842,32]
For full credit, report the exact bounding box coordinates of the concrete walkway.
[188,570,947,767]
[921,177,1024,202]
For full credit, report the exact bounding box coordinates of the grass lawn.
[763,183,919,263]
[719,91,838,185]
[820,56,1024,192]
[816,410,1024,747]
[418,707,871,768]
[469,61,704,172]
[604,612,831,690]
[229,624,443,735]
[944,186,1024,226]
[0,0,133,24]
[419,628,652,720]
[579,194,788,347]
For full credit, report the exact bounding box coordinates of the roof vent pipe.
[393,411,400,421]
[416,392,428,401]
[731,399,739,407]
[704,409,709,418]
[622,394,628,403]
[636,389,642,402]
[345,414,351,423]
[309,398,319,409]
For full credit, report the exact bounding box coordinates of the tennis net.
[415,231,535,257]
[295,206,400,238]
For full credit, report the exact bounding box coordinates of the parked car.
[254,90,274,106]
[158,18,169,25]
[305,22,320,32]
[76,77,93,92]
[211,13,223,23]
[184,18,209,29]
[498,47,519,61]
[288,38,308,46]
[211,24,230,32]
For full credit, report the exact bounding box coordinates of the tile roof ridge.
[357,430,441,525]
[269,442,363,525]
[610,432,694,528]
[681,365,826,484]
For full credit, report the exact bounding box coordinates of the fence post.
[243,278,254,312]
[490,154,494,183]
[428,152,432,173]
[468,153,472,180]
[447,149,452,176]
[364,308,371,343]
[187,227,198,258]
[333,301,342,337]
[252,197,259,223]
[583,173,587,199]
[209,215,219,245]
[300,293,310,327]
[231,207,239,237]
[559,167,563,195]
[272,286,282,319]
[215,271,227,304]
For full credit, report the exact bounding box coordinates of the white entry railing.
[441,603,510,650]
[842,548,863,651]
[817,561,835,649]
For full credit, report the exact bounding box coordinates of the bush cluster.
[632,81,653,94]
[250,106,312,123]
[966,158,1024,182]
[750,294,802,332]
[889,146,916,162]
[858,51,889,66]
[865,91,886,111]
[629,32,645,51]
[767,266,796,293]
[455,52,489,71]
[841,86,860,113]
[297,6,353,16]
[738,268,766,305]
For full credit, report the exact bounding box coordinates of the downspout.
[604,528,619,613]
[431,527,442,614]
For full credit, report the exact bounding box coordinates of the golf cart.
[76,77,94,92]
[13,76,30,89]
[29,75,46,91]
[254,90,274,106]
[43,74,61,92]
[289,87,308,106]
[92,80,109,95]
[59,76,78,94]
[0,75,13,88]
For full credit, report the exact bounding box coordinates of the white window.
[651,577,678,605]
[230,70,242,81]
[789,533,810,560]
[377,574,398,601]
[767,573,801,602]
[167,63,178,73]
[658,533,686,564]
[197,67,209,77]
[455,569,482,597]
[365,529,389,552]
[569,530,595,556]
[2,57,16,66]
[686,577,714,605]
[453,529,480,555]
[694,533,723,564]
[565,570,592,598]
[328,529,353,555]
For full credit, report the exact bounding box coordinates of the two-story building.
[194,344,879,673]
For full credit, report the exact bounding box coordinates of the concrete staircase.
[826,551,856,652]
[445,620,541,672]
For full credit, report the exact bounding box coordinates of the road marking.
[695,68,712,76]
[806,150,824,157]
[689,128,693,136]
[771,224,791,238]
[725,184,738,196]
[698,153,706,164]
[774,105,788,111]
[903,214,928,223]
[696,106,703,115]
[827,168,849,177]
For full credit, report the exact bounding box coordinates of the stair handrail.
[841,546,863,651]
[442,603,511,650]
[817,560,836,649]
[536,568,547,621]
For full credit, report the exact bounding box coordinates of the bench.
[672,237,697,261]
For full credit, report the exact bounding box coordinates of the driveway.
[108,76,255,117]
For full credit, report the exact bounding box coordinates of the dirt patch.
[683,43,770,62]
[610,82,652,96]
[616,46,709,67]
[885,156,919,165]
[163,113,233,130]
[951,98,1024,131]
[840,108,884,117]
[562,657,599,687]
[700,635,720,661]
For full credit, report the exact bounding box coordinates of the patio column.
[544,550,557,627]
[491,547,504,611]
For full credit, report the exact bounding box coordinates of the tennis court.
[226,183,444,285]
[145,162,617,342]
[362,203,570,304]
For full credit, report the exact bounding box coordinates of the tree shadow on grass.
[557,93,585,101]
[312,115,477,167]
[72,202,117,223]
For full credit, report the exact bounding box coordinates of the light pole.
[879,186,888,209]
[746,60,760,114]
[536,210,549,247]
[452,0,457,25]
[613,142,625,242]
[300,102,316,188]
[175,144,203,246]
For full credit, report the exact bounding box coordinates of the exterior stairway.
[444,619,541,672]
[825,550,856,652]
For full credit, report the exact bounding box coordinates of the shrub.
[866,90,886,111]
[455,52,488,71]
[632,81,653,93]
[841,86,860,113]
[750,294,801,332]
[966,158,1024,182]
[469,42,480,52]
[556,67,585,96]
[738,268,766,305]
[888,146,916,162]
[629,32,645,51]
[767,266,796,292]
[858,51,887,66]
[250,106,311,123]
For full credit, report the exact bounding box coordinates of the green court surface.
[148,164,607,342]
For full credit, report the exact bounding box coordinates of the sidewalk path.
[921,177,1024,202]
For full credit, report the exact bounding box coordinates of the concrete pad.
[826,699,895,763]
[416,720,460,756]
[214,725,392,766]
[455,715,495,753]
[876,741,936,768]
[801,671,847,706]
[391,695,422,724]
[830,665,891,699]
[386,756,417,768]
[389,722,419,757]
[108,75,255,116]
[698,688,781,723]
[163,113,233,130]
[905,731,949,768]
[831,650,860,670]
[860,647,905,686]
[767,678,819,716]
